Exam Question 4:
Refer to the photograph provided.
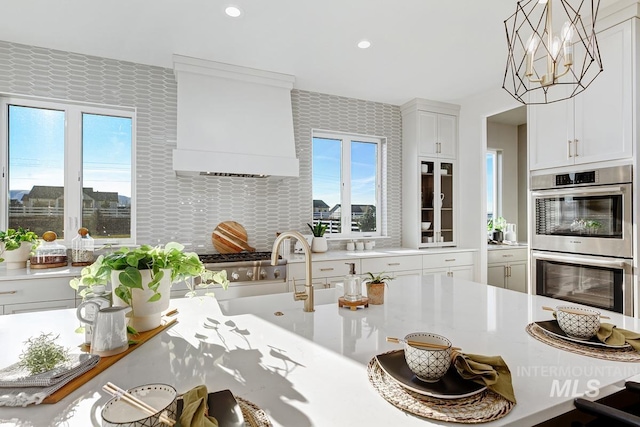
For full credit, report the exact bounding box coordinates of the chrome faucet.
[271,231,314,312]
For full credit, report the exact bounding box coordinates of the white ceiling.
[0,0,620,106]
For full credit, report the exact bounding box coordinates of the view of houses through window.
[312,130,381,236]
[3,99,133,243]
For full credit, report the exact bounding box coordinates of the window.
[486,149,501,224]
[1,97,134,245]
[312,130,383,236]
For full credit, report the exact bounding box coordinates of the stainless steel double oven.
[531,165,633,315]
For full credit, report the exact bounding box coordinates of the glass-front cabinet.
[419,159,455,247]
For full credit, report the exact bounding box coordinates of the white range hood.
[172,55,299,178]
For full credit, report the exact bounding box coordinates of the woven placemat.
[367,355,515,424]
[237,396,272,427]
[526,323,640,362]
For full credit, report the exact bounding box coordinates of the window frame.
[0,96,136,246]
[312,129,384,238]
[486,149,502,223]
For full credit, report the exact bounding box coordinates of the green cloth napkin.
[179,385,219,427]
[453,352,516,404]
[597,323,640,351]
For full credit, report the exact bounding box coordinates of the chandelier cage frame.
[503,0,603,105]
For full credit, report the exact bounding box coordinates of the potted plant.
[364,272,394,305]
[70,242,229,332]
[307,222,328,253]
[0,227,39,269]
[491,216,507,242]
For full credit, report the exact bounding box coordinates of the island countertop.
[1,275,639,426]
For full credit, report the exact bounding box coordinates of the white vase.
[111,268,172,332]
[311,236,328,253]
[1,241,32,269]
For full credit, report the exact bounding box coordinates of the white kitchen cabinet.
[487,248,527,293]
[0,276,77,315]
[529,21,633,170]
[416,111,457,159]
[402,99,460,249]
[360,255,422,276]
[288,259,361,292]
[4,299,76,315]
[422,251,475,280]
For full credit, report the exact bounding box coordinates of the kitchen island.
[1,274,639,426]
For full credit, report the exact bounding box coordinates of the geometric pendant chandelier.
[503,0,603,105]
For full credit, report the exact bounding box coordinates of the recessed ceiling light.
[225,6,243,18]
[357,40,371,49]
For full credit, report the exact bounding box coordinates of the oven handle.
[532,252,630,268]
[531,185,625,198]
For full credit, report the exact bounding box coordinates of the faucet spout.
[272,231,314,312]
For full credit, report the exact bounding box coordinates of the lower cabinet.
[361,255,423,279]
[287,259,361,292]
[422,251,475,280]
[487,248,528,293]
[0,276,77,315]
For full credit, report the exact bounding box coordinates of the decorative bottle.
[344,263,362,302]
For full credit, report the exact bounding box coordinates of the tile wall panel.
[0,40,402,251]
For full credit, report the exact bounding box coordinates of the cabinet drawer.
[0,278,76,305]
[4,299,76,315]
[288,260,360,280]
[487,248,527,264]
[361,255,422,273]
[423,251,474,268]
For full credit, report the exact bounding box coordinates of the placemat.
[526,323,640,362]
[367,354,515,424]
[42,317,178,404]
[237,396,273,427]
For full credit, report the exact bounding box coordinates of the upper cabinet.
[528,20,633,170]
[417,111,458,158]
[402,99,460,249]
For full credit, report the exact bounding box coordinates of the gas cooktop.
[198,252,286,282]
[198,252,276,264]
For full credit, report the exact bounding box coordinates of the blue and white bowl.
[556,306,601,340]
[403,332,452,383]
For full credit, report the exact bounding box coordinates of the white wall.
[456,88,521,283]
[517,124,528,242]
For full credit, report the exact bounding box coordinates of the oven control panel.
[555,170,597,186]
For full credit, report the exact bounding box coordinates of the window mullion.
[65,106,82,244]
[342,137,351,235]
[0,99,8,231]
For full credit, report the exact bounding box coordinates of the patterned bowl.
[556,306,601,340]
[101,383,177,427]
[403,332,452,383]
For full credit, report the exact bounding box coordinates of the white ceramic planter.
[1,241,33,269]
[311,236,328,253]
[111,268,172,332]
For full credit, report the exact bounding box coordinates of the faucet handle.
[292,278,309,301]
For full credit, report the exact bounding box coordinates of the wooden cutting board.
[212,221,256,253]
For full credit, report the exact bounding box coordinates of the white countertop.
[0,265,83,281]
[286,246,477,263]
[1,275,639,426]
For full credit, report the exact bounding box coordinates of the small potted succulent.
[307,222,328,253]
[0,227,39,269]
[364,272,394,305]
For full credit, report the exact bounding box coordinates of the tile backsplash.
[0,40,402,251]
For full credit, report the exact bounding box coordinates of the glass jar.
[71,227,95,266]
[30,231,68,268]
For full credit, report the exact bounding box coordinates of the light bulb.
[526,34,540,53]
[561,22,574,44]
[225,6,242,18]
[551,36,561,59]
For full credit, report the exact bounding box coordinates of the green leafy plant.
[0,227,39,262]
[70,242,229,303]
[307,222,328,237]
[358,206,376,232]
[18,333,69,375]
[365,272,395,284]
[487,218,494,232]
[492,216,507,232]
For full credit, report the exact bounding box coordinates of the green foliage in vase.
[0,227,39,263]
[365,272,395,284]
[70,242,229,303]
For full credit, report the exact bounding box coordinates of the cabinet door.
[437,114,457,159]
[418,111,438,156]
[439,161,455,245]
[4,299,76,315]
[487,265,506,288]
[528,89,573,170]
[574,22,632,165]
[506,262,527,293]
[450,266,473,281]
[422,267,450,277]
